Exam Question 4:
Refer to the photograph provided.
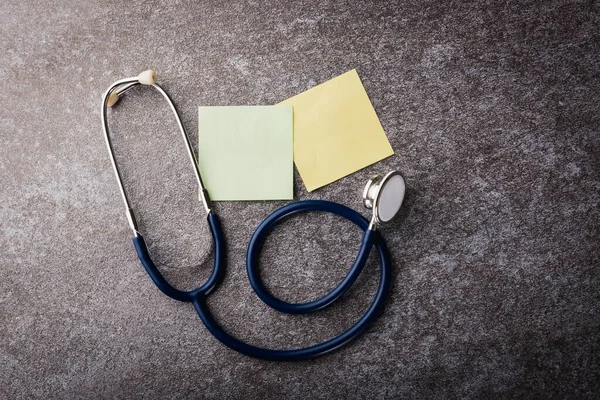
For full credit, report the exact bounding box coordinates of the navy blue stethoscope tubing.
[133,200,392,361]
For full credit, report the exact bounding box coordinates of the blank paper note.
[198,105,293,201]
[278,69,394,192]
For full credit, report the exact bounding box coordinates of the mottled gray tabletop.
[1,1,599,399]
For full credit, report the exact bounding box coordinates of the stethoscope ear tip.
[107,91,120,107]
[138,70,157,85]
[363,171,406,225]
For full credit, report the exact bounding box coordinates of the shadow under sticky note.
[279,69,394,192]
[198,106,293,201]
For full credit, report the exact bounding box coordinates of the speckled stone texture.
[1,0,599,398]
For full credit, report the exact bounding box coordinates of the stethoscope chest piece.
[363,170,406,225]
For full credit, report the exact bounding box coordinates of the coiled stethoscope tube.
[101,70,406,361]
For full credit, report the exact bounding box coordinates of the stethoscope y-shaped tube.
[133,201,392,361]
[101,71,403,361]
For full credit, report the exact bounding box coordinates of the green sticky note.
[198,105,293,201]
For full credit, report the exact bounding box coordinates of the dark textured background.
[1,0,599,398]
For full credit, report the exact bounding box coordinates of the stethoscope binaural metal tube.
[101,76,140,235]
[100,70,212,236]
[101,70,405,361]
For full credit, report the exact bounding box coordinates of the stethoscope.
[101,70,406,361]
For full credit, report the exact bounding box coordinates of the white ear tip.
[138,70,156,85]
[107,91,120,107]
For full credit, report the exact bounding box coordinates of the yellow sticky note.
[279,69,394,192]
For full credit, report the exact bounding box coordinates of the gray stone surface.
[1,0,599,398]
